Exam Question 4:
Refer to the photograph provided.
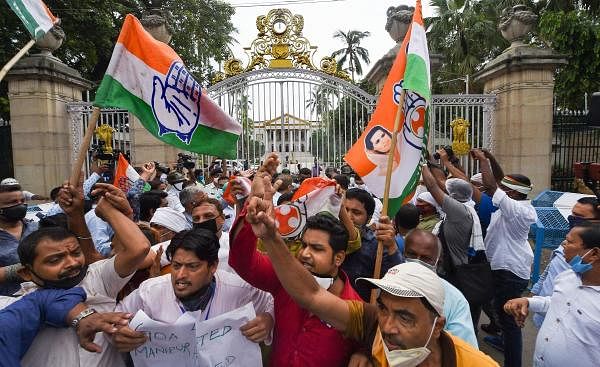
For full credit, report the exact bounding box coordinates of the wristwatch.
[71,308,97,329]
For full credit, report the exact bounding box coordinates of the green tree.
[331,30,371,82]
[0,0,235,120]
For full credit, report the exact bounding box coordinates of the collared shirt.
[43,173,102,217]
[417,214,441,232]
[474,193,498,237]
[117,270,274,330]
[84,207,114,257]
[441,279,478,348]
[0,287,86,366]
[341,226,403,301]
[0,220,38,296]
[229,218,363,367]
[484,189,537,280]
[530,245,570,328]
[18,257,134,367]
[344,301,498,367]
[529,269,600,366]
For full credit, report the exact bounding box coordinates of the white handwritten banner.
[129,303,262,367]
[193,302,262,367]
[130,310,197,367]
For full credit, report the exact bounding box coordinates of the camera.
[90,141,120,181]
[176,153,196,171]
[433,145,455,160]
[153,161,170,175]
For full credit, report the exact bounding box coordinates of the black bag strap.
[437,220,456,274]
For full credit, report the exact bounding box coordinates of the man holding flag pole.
[246,2,499,365]
[344,0,431,301]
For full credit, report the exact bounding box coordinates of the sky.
[223,0,436,77]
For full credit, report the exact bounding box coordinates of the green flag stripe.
[404,54,430,101]
[7,0,40,38]
[94,75,239,158]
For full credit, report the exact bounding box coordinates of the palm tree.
[331,30,371,82]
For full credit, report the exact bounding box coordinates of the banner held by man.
[344,0,431,219]
[94,14,241,159]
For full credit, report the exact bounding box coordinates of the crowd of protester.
[0,148,598,367]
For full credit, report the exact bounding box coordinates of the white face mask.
[383,316,438,367]
[173,182,184,191]
[405,258,438,273]
[312,275,335,290]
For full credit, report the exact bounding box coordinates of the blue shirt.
[0,220,38,296]
[341,226,403,301]
[474,192,497,237]
[530,245,570,328]
[0,287,86,366]
[441,279,478,348]
[84,208,114,257]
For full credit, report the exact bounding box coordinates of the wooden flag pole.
[0,39,36,83]
[69,107,101,186]
[370,89,407,304]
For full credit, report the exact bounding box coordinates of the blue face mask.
[569,249,594,274]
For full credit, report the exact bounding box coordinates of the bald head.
[403,229,442,267]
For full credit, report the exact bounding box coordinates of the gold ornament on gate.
[450,118,470,155]
[94,124,115,154]
[211,8,351,84]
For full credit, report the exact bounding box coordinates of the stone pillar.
[473,5,566,195]
[6,26,93,195]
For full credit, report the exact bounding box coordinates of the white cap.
[150,207,191,233]
[0,178,19,186]
[470,173,483,184]
[416,192,439,209]
[357,262,445,316]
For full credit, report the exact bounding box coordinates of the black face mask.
[193,218,218,234]
[0,203,27,222]
[30,264,88,289]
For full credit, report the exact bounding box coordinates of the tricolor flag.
[113,153,141,192]
[94,14,241,158]
[344,0,430,217]
[274,177,341,239]
[6,0,58,40]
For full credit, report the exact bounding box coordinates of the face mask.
[312,274,335,290]
[0,203,27,222]
[567,215,588,230]
[173,182,184,191]
[569,249,595,274]
[383,316,437,367]
[193,218,218,234]
[405,258,438,273]
[30,264,88,289]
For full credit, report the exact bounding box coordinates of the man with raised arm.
[241,167,498,367]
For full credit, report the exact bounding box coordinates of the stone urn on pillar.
[140,3,173,44]
[34,25,65,57]
[499,5,538,47]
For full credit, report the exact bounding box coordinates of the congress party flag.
[6,0,58,40]
[94,14,241,158]
[113,153,141,192]
[344,0,430,218]
[275,177,341,239]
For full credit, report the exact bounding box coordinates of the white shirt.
[117,270,274,327]
[166,187,185,213]
[529,269,600,367]
[484,189,537,280]
[20,257,134,367]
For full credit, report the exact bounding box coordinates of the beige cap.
[357,262,445,316]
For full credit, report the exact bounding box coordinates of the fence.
[0,118,13,179]
[551,109,600,192]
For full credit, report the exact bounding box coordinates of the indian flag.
[94,14,241,159]
[344,0,430,218]
[113,153,141,192]
[6,0,58,40]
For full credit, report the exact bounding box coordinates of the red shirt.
[229,215,362,367]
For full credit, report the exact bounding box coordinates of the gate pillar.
[6,29,93,195]
[474,6,566,195]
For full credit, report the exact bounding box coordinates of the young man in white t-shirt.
[13,182,150,367]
